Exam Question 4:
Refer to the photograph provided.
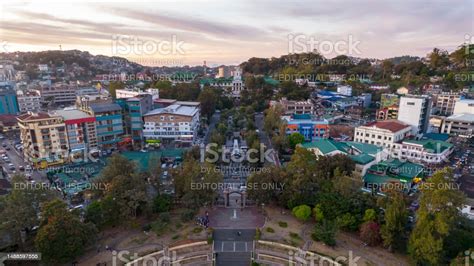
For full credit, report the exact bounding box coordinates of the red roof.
[365,120,410,133]
[17,112,54,121]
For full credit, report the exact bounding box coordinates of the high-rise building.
[55,108,98,160]
[17,90,41,113]
[122,94,153,145]
[434,91,461,116]
[398,95,432,136]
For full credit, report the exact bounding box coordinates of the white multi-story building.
[17,90,41,112]
[441,113,474,137]
[116,88,160,100]
[143,104,200,144]
[354,120,412,150]
[337,85,352,96]
[40,82,77,105]
[270,98,314,115]
[453,99,474,114]
[398,95,432,136]
[434,91,460,116]
[395,139,453,164]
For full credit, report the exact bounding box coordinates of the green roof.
[363,173,401,185]
[403,139,453,154]
[301,139,347,154]
[366,159,424,183]
[350,154,375,165]
[302,140,382,165]
[121,149,185,170]
[423,133,450,142]
[264,76,280,86]
[345,141,382,156]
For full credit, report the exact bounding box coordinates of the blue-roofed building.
[0,85,19,115]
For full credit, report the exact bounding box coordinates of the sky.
[0,0,472,66]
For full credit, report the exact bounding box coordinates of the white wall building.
[398,95,432,136]
[116,88,160,100]
[17,90,41,112]
[337,85,352,96]
[453,99,474,114]
[143,104,200,143]
[354,120,412,150]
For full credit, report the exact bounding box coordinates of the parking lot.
[0,133,43,183]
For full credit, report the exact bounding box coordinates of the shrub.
[278,221,288,228]
[312,220,337,246]
[160,212,170,223]
[360,221,381,246]
[151,221,168,236]
[180,209,196,222]
[266,227,275,233]
[289,232,301,239]
[292,205,312,221]
[172,234,180,240]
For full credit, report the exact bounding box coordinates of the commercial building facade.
[143,104,200,144]
[283,114,329,141]
[17,112,69,168]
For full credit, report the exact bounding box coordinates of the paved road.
[214,229,254,266]
[204,112,221,145]
[254,113,280,167]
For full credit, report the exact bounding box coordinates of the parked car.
[8,164,15,171]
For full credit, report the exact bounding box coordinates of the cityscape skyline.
[1,0,472,66]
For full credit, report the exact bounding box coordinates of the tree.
[107,174,148,218]
[247,166,286,204]
[35,199,96,264]
[380,192,407,251]
[108,81,124,99]
[1,175,54,248]
[408,168,466,265]
[292,204,312,221]
[359,221,381,246]
[312,220,337,246]
[288,132,305,149]
[153,194,172,213]
[98,154,137,184]
[198,87,218,120]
